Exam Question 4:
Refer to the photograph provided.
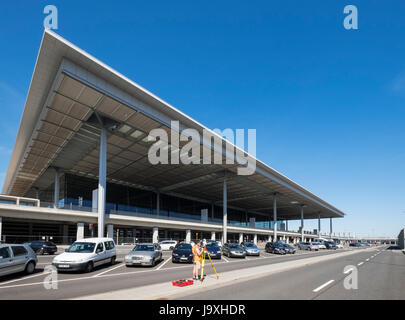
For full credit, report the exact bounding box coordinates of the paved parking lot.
[0,246,368,299]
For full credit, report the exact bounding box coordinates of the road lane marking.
[357,262,364,266]
[313,280,335,293]
[93,263,125,277]
[222,256,229,262]
[366,258,369,261]
[344,268,354,274]
[0,271,51,286]
[156,258,172,270]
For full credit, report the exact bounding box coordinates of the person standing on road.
[192,240,202,280]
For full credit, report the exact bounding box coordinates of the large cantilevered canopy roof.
[2,29,345,221]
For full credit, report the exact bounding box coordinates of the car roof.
[135,243,155,245]
[74,237,113,242]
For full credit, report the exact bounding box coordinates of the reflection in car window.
[96,243,104,252]
[228,244,241,249]
[176,244,192,250]
[0,247,11,259]
[66,242,96,253]
[244,243,255,247]
[12,246,28,257]
[133,245,154,251]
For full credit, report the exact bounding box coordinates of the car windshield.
[229,244,242,249]
[244,243,255,247]
[206,242,218,247]
[284,244,293,249]
[274,243,283,247]
[176,244,192,250]
[66,242,96,253]
[133,245,154,251]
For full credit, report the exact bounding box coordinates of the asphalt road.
[178,246,405,300]
[0,246,362,299]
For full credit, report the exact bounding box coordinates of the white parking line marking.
[0,271,51,286]
[313,280,335,293]
[156,258,172,270]
[93,263,125,277]
[358,262,364,266]
[222,256,229,263]
[344,268,354,274]
[366,258,369,261]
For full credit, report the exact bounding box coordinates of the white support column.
[76,222,84,241]
[330,218,333,237]
[133,228,137,242]
[107,224,114,239]
[223,175,227,243]
[98,127,107,238]
[239,233,243,244]
[268,235,272,242]
[62,225,69,244]
[273,194,277,242]
[0,217,2,242]
[300,205,305,242]
[211,231,216,241]
[186,229,191,243]
[283,235,286,240]
[53,168,59,208]
[253,234,258,245]
[156,191,160,216]
[152,227,159,244]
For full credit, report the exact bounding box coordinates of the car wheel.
[25,261,35,274]
[110,256,116,265]
[151,259,156,267]
[85,262,94,273]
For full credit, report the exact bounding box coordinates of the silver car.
[0,244,38,277]
[125,243,163,267]
[298,242,319,251]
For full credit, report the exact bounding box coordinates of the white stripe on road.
[222,256,229,263]
[313,280,335,293]
[366,258,369,261]
[93,263,125,277]
[0,271,51,286]
[156,258,172,270]
[358,262,364,266]
[344,268,354,274]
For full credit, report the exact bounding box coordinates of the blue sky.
[0,1,404,237]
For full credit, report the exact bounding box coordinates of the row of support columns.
[91,125,334,243]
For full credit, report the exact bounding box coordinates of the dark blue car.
[23,240,57,255]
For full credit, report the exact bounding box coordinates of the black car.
[204,242,221,259]
[172,243,193,263]
[325,241,337,250]
[265,242,286,255]
[23,240,57,255]
[282,243,296,254]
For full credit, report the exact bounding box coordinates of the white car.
[336,243,344,249]
[159,240,177,251]
[52,237,116,273]
[312,241,326,249]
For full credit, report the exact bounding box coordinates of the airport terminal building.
[0,30,345,245]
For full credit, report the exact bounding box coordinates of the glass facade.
[45,173,284,230]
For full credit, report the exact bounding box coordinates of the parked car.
[52,237,116,273]
[125,243,162,267]
[159,240,177,251]
[312,241,326,250]
[325,241,337,250]
[240,242,260,256]
[23,240,57,255]
[298,242,319,251]
[265,242,286,255]
[172,243,194,263]
[204,241,221,259]
[336,243,344,249]
[282,243,296,254]
[222,243,246,258]
[0,244,37,277]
